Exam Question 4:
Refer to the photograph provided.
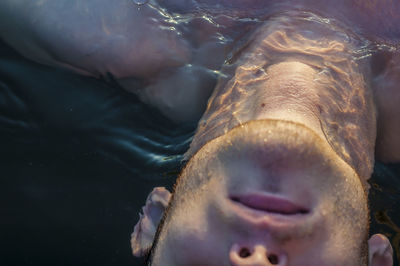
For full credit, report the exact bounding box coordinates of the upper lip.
[229,193,309,215]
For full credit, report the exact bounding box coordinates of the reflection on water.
[0,1,400,265]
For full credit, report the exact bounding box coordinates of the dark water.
[0,41,399,266]
[0,41,195,266]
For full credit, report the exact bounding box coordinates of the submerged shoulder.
[0,0,191,78]
[372,51,400,163]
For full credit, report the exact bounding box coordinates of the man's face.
[151,120,369,265]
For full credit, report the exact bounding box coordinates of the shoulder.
[372,50,400,163]
[0,0,191,78]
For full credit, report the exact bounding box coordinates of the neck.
[186,11,376,182]
[249,61,324,140]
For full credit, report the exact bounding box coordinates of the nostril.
[267,254,279,264]
[239,247,251,258]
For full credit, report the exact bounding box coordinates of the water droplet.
[132,0,148,5]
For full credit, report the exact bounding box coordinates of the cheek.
[169,218,228,266]
[166,195,230,265]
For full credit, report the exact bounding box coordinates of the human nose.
[229,244,287,266]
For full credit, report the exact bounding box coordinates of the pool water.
[0,40,195,265]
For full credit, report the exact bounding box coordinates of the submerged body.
[0,0,399,161]
[0,1,399,138]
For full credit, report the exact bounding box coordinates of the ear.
[368,234,393,266]
[131,187,171,257]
